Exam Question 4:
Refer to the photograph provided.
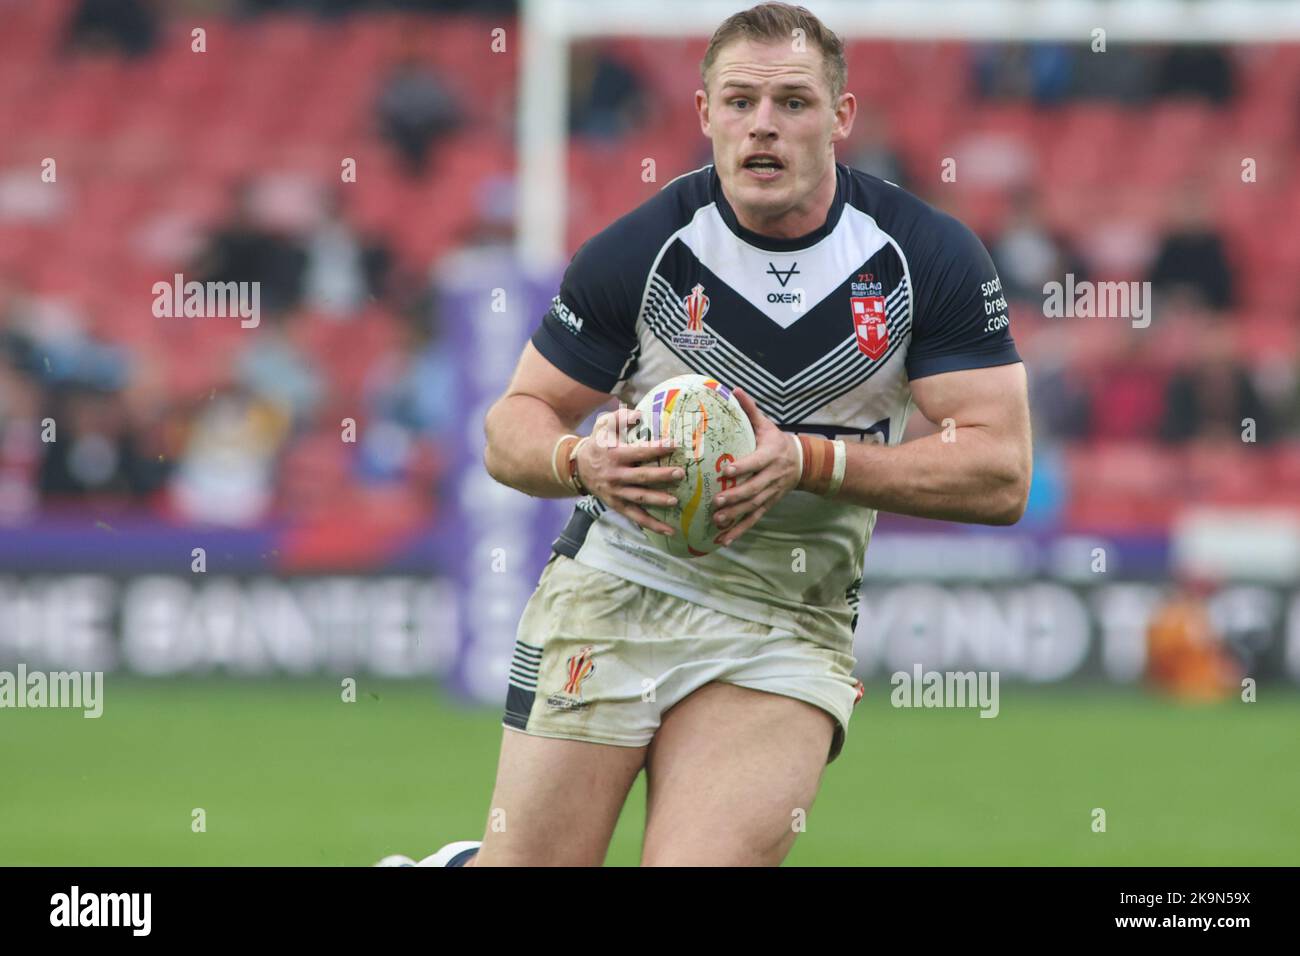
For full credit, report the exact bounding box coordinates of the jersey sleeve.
[530,232,641,394]
[905,212,1021,381]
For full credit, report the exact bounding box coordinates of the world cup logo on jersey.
[672,283,718,351]
[684,283,709,331]
[563,645,596,697]
[852,296,889,360]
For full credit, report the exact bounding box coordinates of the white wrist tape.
[550,432,581,490]
[827,439,847,497]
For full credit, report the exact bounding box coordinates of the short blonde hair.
[700,2,847,102]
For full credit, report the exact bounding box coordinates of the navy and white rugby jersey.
[529,161,1020,649]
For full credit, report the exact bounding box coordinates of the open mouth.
[743,155,784,179]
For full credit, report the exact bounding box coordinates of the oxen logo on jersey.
[671,283,718,351]
[852,296,889,360]
[766,261,800,287]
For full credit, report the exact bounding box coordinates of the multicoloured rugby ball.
[631,374,756,558]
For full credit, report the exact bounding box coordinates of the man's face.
[696,38,854,234]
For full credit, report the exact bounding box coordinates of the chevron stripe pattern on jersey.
[642,272,911,423]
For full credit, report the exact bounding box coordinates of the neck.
[730,161,838,239]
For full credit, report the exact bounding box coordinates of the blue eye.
[788,99,805,110]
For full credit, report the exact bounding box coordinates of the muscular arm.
[831,362,1032,525]
[484,341,683,535]
[483,342,612,498]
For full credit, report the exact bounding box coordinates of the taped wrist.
[794,434,847,497]
[550,433,590,495]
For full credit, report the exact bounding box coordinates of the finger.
[714,479,760,517]
[591,410,621,448]
[715,475,777,526]
[731,386,766,431]
[617,406,645,432]
[615,481,680,510]
[619,464,686,488]
[718,456,750,481]
[718,441,770,480]
[619,502,678,538]
[613,436,681,464]
[593,406,646,449]
[716,501,769,547]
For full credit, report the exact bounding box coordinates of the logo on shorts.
[546,645,596,712]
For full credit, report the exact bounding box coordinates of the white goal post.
[517,0,1300,271]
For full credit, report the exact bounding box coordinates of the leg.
[472,726,646,866]
[639,682,835,866]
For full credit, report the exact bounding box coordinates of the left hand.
[711,386,801,547]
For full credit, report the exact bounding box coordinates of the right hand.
[576,406,685,537]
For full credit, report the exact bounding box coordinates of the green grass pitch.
[2,678,1296,865]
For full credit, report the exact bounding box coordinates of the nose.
[748,95,779,139]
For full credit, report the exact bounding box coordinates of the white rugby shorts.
[502,553,864,762]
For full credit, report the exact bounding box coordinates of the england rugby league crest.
[850,273,889,361]
[851,296,889,360]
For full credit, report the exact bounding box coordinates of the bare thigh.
[472,727,646,866]
[640,682,835,866]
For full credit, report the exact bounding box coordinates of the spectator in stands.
[1160,324,1272,445]
[1024,327,1093,443]
[1067,43,1155,104]
[1154,45,1237,104]
[234,318,324,433]
[0,284,171,508]
[847,107,908,190]
[972,43,1074,105]
[1148,185,1235,311]
[374,37,464,176]
[0,285,130,399]
[568,44,649,140]
[349,179,515,484]
[991,188,1089,304]
[357,308,454,485]
[64,0,160,58]
[169,386,289,526]
[303,191,393,318]
[1086,333,1169,442]
[37,385,169,503]
[0,283,44,522]
[1145,575,1243,701]
[195,179,308,319]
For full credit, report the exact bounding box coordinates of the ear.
[830,91,856,144]
[695,88,710,135]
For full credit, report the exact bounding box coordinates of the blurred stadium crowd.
[1,0,1297,535]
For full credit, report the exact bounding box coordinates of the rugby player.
[401,1,1031,867]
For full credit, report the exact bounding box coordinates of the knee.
[640,826,795,867]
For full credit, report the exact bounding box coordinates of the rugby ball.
[630,374,756,558]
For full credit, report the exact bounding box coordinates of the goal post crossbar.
[519,0,1300,269]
